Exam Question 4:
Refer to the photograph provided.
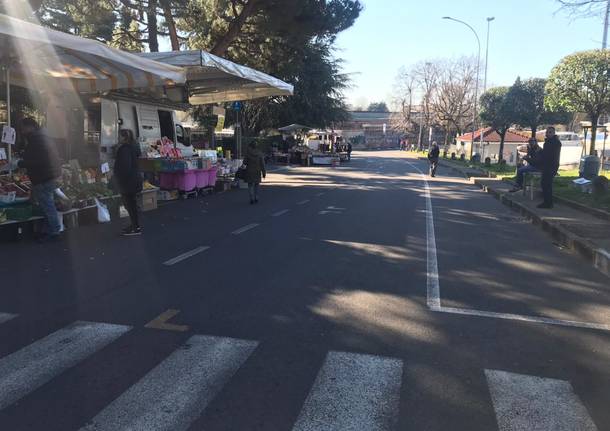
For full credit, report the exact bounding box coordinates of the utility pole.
[602,0,610,49]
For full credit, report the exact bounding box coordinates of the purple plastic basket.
[195,169,209,188]
[175,171,197,192]
[208,167,218,187]
[159,173,176,190]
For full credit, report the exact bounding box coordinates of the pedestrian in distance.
[509,138,542,193]
[18,118,63,242]
[244,141,266,204]
[114,129,143,236]
[538,126,562,209]
[428,141,440,177]
[347,142,353,161]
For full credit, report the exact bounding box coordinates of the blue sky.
[335,0,607,109]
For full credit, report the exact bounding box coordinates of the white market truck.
[45,96,194,169]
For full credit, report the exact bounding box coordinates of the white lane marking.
[406,161,440,308]
[316,192,325,197]
[80,335,258,431]
[0,321,130,410]
[296,199,310,205]
[439,306,610,331]
[292,351,403,431]
[0,313,17,324]
[485,369,598,431]
[231,223,259,235]
[407,160,610,332]
[163,246,210,266]
[272,209,290,217]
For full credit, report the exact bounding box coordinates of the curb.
[441,159,610,222]
[474,179,610,279]
[554,195,610,222]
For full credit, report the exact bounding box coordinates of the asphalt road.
[0,150,609,430]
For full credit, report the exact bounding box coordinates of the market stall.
[134,50,293,195]
[139,50,294,105]
[0,13,184,234]
[305,130,342,166]
[0,16,296,237]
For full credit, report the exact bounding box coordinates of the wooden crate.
[138,188,158,212]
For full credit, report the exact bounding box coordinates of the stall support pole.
[5,68,11,175]
[236,110,242,160]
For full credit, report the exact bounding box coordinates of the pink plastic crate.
[208,167,218,187]
[159,172,176,190]
[175,171,197,192]
[195,169,209,188]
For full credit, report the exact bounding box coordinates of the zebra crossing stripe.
[292,351,403,431]
[0,321,130,411]
[0,313,17,325]
[485,369,598,431]
[80,335,258,431]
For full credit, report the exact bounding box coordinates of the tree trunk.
[211,0,261,56]
[147,0,159,52]
[498,130,506,163]
[590,115,599,156]
[161,0,180,51]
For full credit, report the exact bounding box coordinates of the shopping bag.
[95,198,111,223]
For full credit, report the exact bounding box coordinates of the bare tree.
[432,57,477,144]
[390,67,417,136]
[413,61,439,149]
[557,0,610,48]
[557,0,608,16]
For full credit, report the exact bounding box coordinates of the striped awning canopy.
[140,50,294,105]
[0,14,185,94]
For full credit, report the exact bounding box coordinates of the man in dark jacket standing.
[538,127,562,209]
[18,118,62,241]
[114,129,143,236]
[244,142,266,204]
[428,142,440,177]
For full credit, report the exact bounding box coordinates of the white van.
[45,97,195,169]
[101,99,194,159]
[536,130,583,167]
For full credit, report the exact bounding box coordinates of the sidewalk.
[438,159,610,279]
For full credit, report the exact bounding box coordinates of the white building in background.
[455,128,529,165]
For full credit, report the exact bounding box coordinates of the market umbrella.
[0,14,185,93]
[0,13,186,172]
[139,50,294,105]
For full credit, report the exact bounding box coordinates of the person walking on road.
[114,129,143,236]
[244,141,266,204]
[347,142,353,161]
[538,127,562,209]
[428,141,440,177]
[509,138,542,193]
[18,118,63,242]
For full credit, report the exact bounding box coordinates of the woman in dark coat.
[114,129,143,235]
[243,142,266,204]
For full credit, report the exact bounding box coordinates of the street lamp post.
[443,16,481,160]
[483,17,495,92]
[603,122,610,172]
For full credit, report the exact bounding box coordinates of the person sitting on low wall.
[509,138,542,193]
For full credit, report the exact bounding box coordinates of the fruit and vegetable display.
[0,174,32,204]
